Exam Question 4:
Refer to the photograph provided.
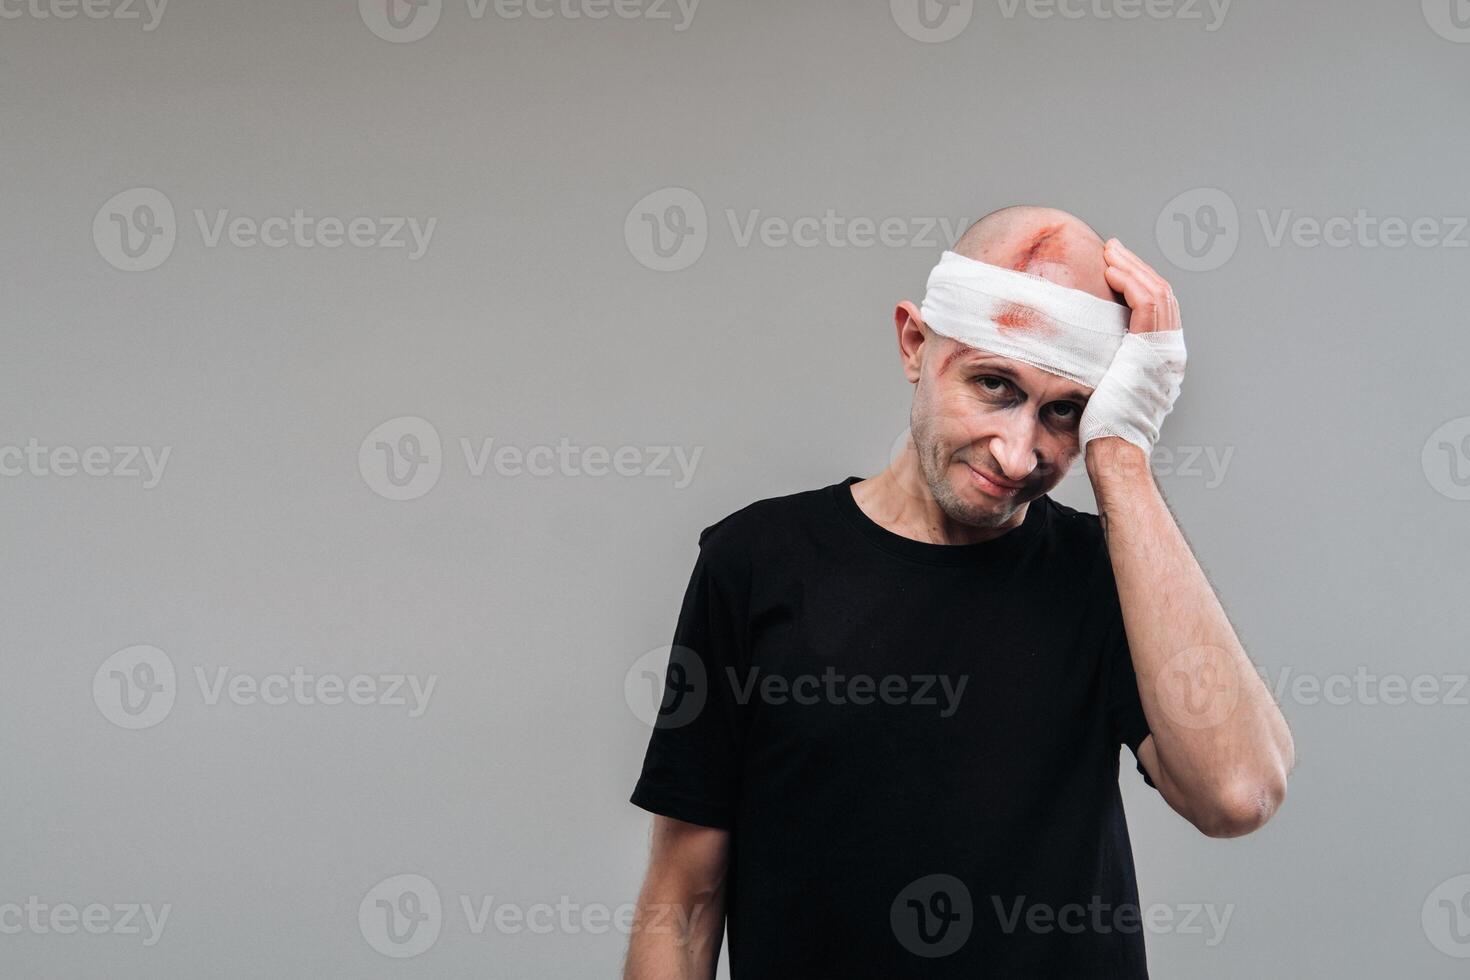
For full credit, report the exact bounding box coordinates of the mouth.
[965,463,1023,499]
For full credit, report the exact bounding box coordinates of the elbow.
[1195,772,1289,839]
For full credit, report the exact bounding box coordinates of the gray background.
[3,0,1468,976]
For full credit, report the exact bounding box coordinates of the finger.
[1102,260,1151,308]
[1150,268,1181,332]
[1105,244,1180,331]
[1103,263,1165,331]
[1109,239,1166,281]
[1106,239,1172,295]
[1106,270,1173,334]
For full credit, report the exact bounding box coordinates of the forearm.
[1087,437,1294,834]
[623,889,724,980]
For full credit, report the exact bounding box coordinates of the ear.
[895,301,927,384]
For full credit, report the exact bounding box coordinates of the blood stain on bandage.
[993,301,1060,337]
[987,224,1069,337]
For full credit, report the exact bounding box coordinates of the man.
[624,205,1294,978]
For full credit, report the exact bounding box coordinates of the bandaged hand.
[1079,239,1188,454]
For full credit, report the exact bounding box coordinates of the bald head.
[952,205,1119,304]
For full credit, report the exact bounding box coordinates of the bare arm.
[1092,239,1295,839]
[624,815,730,980]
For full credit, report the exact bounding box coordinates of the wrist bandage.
[918,250,1186,453]
[1075,330,1187,452]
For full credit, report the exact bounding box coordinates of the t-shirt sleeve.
[1094,539,1158,791]
[629,520,749,829]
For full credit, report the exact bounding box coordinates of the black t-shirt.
[631,476,1157,979]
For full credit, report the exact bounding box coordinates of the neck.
[851,442,1028,546]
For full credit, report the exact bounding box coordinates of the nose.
[988,413,1041,484]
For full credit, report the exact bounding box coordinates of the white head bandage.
[918,249,1186,452]
[919,249,1130,389]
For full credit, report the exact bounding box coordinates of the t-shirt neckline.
[830,475,1049,566]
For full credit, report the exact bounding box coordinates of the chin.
[935,470,1021,529]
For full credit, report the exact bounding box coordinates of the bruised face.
[903,214,1120,528]
[908,332,1093,529]
[897,209,1123,529]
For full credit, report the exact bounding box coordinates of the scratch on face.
[1010,224,1065,270]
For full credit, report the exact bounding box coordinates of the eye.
[974,375,1009,394]
[1048,402,1083,424]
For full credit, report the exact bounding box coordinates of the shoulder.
[1037,494,1110,560]
[681,484,832,598]
[687,478,840,578]
[698,482,830,548]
